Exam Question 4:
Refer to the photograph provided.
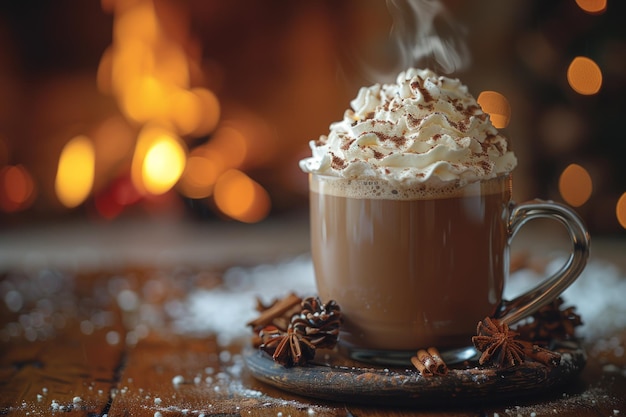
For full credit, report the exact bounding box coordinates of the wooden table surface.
[1,217,625,416]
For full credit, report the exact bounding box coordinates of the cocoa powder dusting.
[341,139,355,151]
[407,114,423,129]
[450,98,464,112]
[483,134,504,154]
[411,77,434,103]
[330,153,346,170]
[373,132,407,147]
[464,104,480,117]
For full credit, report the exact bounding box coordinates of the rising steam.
[354,0,471,83]
[388,0,470,74]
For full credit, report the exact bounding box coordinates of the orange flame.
[131,124,187,195]
[97,0,277,222]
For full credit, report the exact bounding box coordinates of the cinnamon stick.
[522,342,562,367]
[411,354,432,377]
[427,347,449,375]
[247,293,302,329]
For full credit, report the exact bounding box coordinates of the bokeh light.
[91,116,135,169]
[142,138,186,195]
[177,121,259,201]
[213,169,271,223]
[477,91,511,129]
[567,56,603,95]
[188,87,221,137]
[617,193,626,229]
[575,0,607,15]
[177,153,221,199]
[55,135,96,208]
[0,165,36,213]
[210,125,249,169]
[558,163,593,207]
[132,124,187,196]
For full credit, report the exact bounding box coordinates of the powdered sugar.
[171,255,317,345]
[0,252,623,415]
[505,257,626,340]
[1,253,623,347]
[172,254,626,345]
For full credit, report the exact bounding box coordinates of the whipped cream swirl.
[300,68,517,189]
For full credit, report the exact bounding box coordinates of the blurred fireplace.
[0,0,624,234]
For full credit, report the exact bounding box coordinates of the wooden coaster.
[243,341,586,406]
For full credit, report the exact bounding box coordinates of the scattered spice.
[411,347,448,377]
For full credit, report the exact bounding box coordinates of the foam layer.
[300,68,517,188]
[310,174,510,200]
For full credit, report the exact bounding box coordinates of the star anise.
[258,324,315,367]
[515,297,582,343]
[291,297,342,349]
[472,317,526,368]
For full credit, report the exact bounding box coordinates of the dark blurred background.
[0,0,624,234]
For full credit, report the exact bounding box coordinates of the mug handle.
[497,200,590,326]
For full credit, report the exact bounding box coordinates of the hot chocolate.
[310,174,510,351]
[300,68,589,363]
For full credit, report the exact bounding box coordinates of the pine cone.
[292,297,342,349]
[515,297,582,343]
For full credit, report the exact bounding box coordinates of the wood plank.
[0,269,125,416]
[1,267,625,417]
[106,336,345,417]
[0,325,124,416]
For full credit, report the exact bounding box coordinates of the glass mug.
[309,174,589,365]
